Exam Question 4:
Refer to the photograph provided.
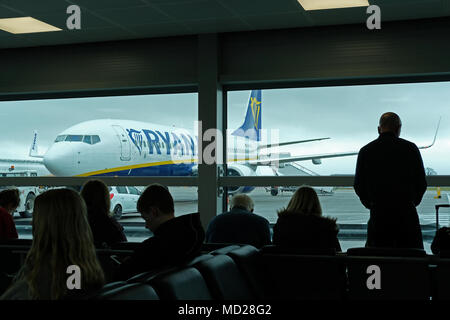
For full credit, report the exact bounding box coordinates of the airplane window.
[65,135,83,142]
[92,135,101,144]
[54,135,67,142]
[83,135,92,144]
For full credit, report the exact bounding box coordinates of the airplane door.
[112,125,131,161]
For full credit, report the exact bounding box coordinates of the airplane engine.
[226,164,256,195]
[312,158,322,165]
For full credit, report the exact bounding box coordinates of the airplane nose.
[44,144,75,176]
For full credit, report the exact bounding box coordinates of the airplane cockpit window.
[65,135,83,142]
[83,135,92,144]
[54,135,67,142]
[92,135,101,144]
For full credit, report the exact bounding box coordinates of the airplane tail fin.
[29,130,43,158]
[231,90,262,141]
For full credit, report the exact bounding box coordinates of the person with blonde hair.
[80,180,127,248]
[273,186,341,252]
[1,188,105,300]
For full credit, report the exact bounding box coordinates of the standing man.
[354,112,427,249]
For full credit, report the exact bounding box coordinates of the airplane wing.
[418,117,441,150]
[257,137,330,150]
[245,117,442,167]
[235,151,359,166]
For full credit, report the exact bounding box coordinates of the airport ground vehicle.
[265,186,335,196]
[109,186,141,220]
[0,169,42,218]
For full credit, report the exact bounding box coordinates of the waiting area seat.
[96,282,159,300]
[194,254,255,300]
[346,247,431,300]
[260,246,346,300]
[151,267,213,300]
[3,241,450,300]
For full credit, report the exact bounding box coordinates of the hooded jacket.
[273,210,341,252]
[115,212,205,280]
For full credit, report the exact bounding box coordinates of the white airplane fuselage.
[43,119,259,178]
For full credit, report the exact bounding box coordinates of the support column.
[197,34,223,230]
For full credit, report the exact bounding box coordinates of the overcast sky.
[0,81,448,175]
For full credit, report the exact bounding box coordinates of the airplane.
[28,90,439,195]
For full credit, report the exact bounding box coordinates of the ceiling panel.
[0,0,449,49]
[155,0,236,21]
[130,22,189,38]
[185,17,250,33]
[97,5,171,26]
[242,12,311,30]
[220,0,301,15]
[0,0,69,14]
[69,0,147,10]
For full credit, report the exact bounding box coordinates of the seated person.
[1,189,105,300]
[205,194,271,248]
[114,184,205,280]
[431,227,450,254]
[273,186,341,252]
[0,189,20,241]
[80,180,127,248]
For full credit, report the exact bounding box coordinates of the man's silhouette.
[115,184,205,280]
[354,112,427,249]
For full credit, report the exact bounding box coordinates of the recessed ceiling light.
[297,0,369,11]
[0,17,61,34]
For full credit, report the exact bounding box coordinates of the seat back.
[347,247,430,300]
[210,245,241,255]
[227,245,265,299]
[151,267,213,300]
[260,252,346,300]
[98,283,159,300]
[195,254,255,300]
[434,258,450,300]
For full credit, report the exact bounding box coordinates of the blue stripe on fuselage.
[91,163,195,177]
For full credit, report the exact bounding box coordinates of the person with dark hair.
[114,184,205,280]
[0,189,20,240]
[80,180,127,248]
[205,194,271,248]
[273,186,341,252]
[1,189,105,300]
[354,112,427,249]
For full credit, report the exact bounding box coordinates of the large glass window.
[12,185,198,242]
[0,93,197,177]
[225,83,450,253]
[227,84,445,176]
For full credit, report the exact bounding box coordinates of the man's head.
[0,188,20,215]
[137,184,175,232]
[378,112,402,137]
[230,194,254,212]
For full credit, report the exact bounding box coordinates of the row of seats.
[91,245,450,300]
[3,241,450,300]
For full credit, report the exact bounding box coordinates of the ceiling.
[0,0,449,49]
